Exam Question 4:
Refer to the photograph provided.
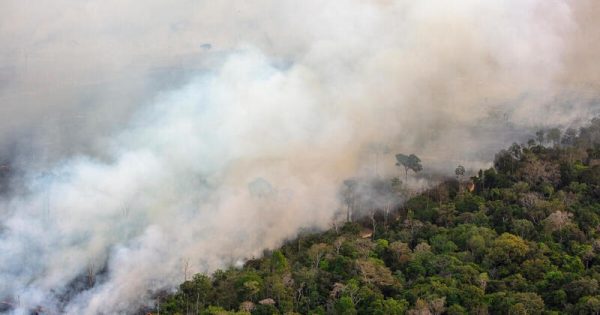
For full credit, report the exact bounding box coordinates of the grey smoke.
[0,0,599,313]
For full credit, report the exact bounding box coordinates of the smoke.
[0,0,599,313]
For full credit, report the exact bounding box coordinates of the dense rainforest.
[153,118,600,315]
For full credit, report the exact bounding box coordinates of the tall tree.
[342,179,357,222]
[395,153,423,182]
[455,165,466,180]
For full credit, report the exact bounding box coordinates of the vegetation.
[395,154,423,182]
[154,118,600,314]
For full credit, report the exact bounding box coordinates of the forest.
[153,118,600,315]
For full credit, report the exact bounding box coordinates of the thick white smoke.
[1,0,599,313]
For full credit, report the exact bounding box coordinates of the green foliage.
[486,233,529,265]
[270,250,288,273]
[454,194,484,213]
[395,153,423,181]
[447,304,467,315]
[154,118,600,314]
[335,296,357,315]
[369,298,408,315]
[405,195,436,221]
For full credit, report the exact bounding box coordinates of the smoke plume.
[0,0,599,313]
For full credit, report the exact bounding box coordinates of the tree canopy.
[153,118,600,315]
[395,154,423,182]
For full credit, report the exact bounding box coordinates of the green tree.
[395,153,423,182]
[335,296,357,315]
[446,304,467,315]
[270,250,288,273]
[485,233,529,268]
[370,298,408,315]
[574,296,600,315]
[180,274,213,314]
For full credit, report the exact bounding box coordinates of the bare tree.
[383,200,392,230]
[341,179,357,222]
[369,208,376,240]
[308,243,329,269]
[182,258,191,282]
[333,237,345,255]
